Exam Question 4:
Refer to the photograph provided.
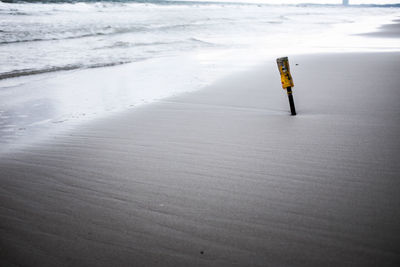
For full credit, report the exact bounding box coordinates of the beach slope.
[1,52,400,267]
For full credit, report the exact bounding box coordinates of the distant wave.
[98,37,217,49]
[97,40,180,49]
[0,61,134,80]
[188,37,215,46]
[0,23,204,45]
[0,0,219,3]
[0,32,107,45]
[0,36,217,80]
[1,0,400,8]
[1,0,167,3]
[0,26,147,45]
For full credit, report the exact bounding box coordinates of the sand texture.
[1,52,400,266]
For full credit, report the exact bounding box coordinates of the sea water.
[1,1,399,77]
[0,0,399,150]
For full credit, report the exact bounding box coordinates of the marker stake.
[276,57,297,116]
[286,86,296,116]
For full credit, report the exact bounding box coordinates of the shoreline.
[2,49,400,154]
[358,18,400,38]
[1,11,400,153]
[1,51,400,266]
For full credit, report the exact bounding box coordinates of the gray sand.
[1,52,400,266]
[359,19,400,38]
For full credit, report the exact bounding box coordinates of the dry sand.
[1,52,400,267]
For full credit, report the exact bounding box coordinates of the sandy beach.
[1,50,400,266]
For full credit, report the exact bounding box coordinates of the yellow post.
[277,57,294,89]
[276,57,296,115]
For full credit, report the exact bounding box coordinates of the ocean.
[1,1,399,79]
[0,0,399,149]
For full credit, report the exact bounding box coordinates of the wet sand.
[359,19,400,38]
[1,52,400,267]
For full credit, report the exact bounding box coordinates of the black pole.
[286,87,296,116]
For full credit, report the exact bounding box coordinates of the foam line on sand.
[1,52,400,267]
